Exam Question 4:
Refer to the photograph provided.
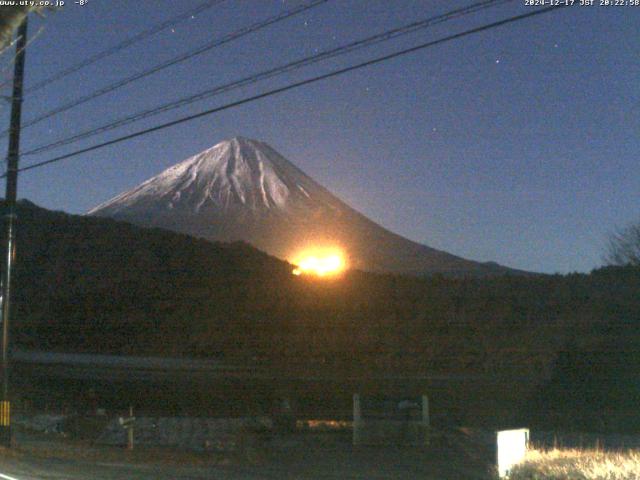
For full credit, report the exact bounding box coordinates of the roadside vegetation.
[508,448,640,480]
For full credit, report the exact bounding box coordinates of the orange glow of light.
[291,249,346,277]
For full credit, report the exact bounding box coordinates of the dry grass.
[508,447,640,480]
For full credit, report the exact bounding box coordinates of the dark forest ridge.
[4,199,640,431]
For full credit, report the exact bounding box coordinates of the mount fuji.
[89,137,518,276]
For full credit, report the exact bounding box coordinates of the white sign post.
[496,428,529,478]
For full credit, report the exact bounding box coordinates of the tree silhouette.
[606,221,640,266]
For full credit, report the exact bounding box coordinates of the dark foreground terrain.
[0,424,496,480]
[4,200,640,432]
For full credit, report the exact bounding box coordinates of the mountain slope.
[89,137,520,276]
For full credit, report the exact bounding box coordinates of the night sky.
[1,0,638,274]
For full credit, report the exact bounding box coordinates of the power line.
[11,5,568,177]
[23,0,513,157]
[2,0,329,138]
[23,0,226,95]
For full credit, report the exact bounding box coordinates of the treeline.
[4,200,640,431]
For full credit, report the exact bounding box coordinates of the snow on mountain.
[90,137,338,216]
[89,137,518,276]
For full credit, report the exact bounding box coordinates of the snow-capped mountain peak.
[89,137,336,217]
[90,137,519,276]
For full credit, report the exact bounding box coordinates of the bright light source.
[496,428,529,478]
[291,248,346,277]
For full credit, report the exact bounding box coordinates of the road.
[0,435,493,480]
[1,456,285,480]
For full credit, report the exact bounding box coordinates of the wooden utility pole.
[0,17,28,448]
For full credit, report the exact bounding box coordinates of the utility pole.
[0,17,28,448]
